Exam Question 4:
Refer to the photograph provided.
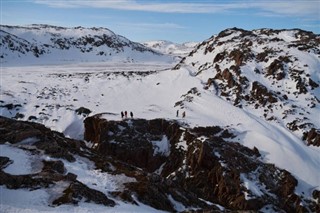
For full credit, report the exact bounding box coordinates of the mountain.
[0,24,173,65]
[1,27,320,212]
[174,27,320,146]
[143,40,198,59]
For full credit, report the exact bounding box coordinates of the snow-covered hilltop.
[174,27,320,146]
[0,24,173,65]
[143,40,198,59]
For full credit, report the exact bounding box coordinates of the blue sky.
[1,0,319,43]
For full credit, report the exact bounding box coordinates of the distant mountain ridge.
[174,27,320,145]
[143,40,198,59]
[0,24,173,65]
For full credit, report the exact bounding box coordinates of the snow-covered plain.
[1,61,319,212]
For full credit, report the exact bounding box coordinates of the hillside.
[174,27,320,146]
[0,24,173,65]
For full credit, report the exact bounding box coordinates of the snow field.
[1,62,319,207]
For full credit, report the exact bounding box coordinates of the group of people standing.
[121,111,133,119]
[121,110,185,119]
[176,110,186,118]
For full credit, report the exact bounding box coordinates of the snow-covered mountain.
[143,40,197,59]
[0,24,173,65]
[1,27,320,212]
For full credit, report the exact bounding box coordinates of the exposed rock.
[0,156,13,169]
[75,107,92,116]
[175,27,320,147]
[42,160,66,174]
[52,181,116,207]
[303,128,320,146]
[309,78,319,89]
[251,81,278,105]
[0,115,317,212]
[0,116,85,162]
[84,115,315,211]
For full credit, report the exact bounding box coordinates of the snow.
[240,173,265,200]
[176,131,187,151]
[0,143,165,213]
[151,135,170,156]
[1,62,319,199]
[143,40,197,58]
[1,25,174,66]
[167,194,186,212]
[1,27,320,211]
[1,144,42,175]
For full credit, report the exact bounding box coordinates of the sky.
[1,0,319,43]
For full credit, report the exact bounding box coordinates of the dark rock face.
[0,116,115,207]
[1,115,318,212]
[52,181,116,207]
[0,116,84,162]
[85,116,177,172]
[75,107,92,116]
[84,115,317,212]
[251,81,278,105]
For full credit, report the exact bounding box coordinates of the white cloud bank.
[32,0,320,19]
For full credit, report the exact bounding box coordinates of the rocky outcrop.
[174,28,320,146]
[303,128,320,146]
[0,116,85,162]
[84,115,318,212]
[0,116,116,207]
[1,115,318,212]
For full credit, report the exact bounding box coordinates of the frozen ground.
[1,62,319,212]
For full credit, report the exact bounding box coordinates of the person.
[182,111,186,118]
[121,111,124,119]
[176,110,179,117]
[124,111,128,118]
[130,111,133,118]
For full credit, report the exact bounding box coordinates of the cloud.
[32,0,320,19]
[126,22,186,29]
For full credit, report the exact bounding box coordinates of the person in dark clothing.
[124,111,128,118]
[130,111,133,118]
[176,110,179,117]
[182,111,186,118]
[121,111,124,119]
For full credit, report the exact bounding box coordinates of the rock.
[52,181,116,207]
[1,115,318,212]
[65,172,78,181]
[75,107,92,116]
[251,81,278,105]
[0,171,53,190]
[0,116,85,161]
[304,128,320,146]
[84,115,314,211]
[85,117,175,172]
[42,160,65,174]
[309,78,319,89]
[0,156,12,169]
